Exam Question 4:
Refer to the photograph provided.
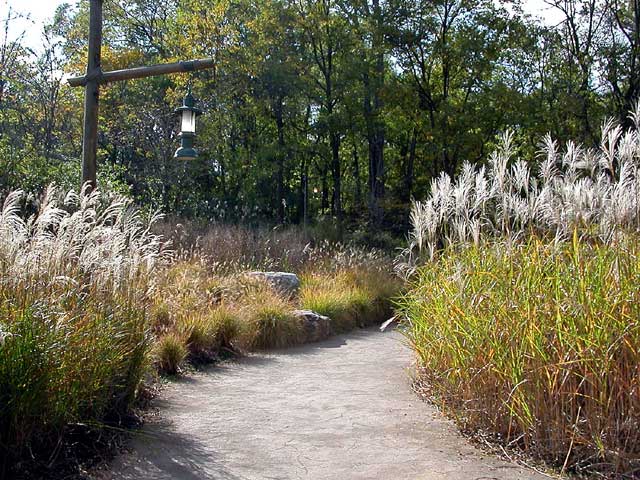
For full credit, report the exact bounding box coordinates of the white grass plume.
[0,185,171,294]
[399,104,640,272]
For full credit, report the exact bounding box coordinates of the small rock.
[292,309,332,343]
[248,271,301,297]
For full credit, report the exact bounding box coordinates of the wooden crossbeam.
[67,58,216,88]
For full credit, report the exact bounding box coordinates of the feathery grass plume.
[0,184,169,472]
[400,104,640,270]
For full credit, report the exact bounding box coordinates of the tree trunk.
[363,0,386,227]
[352,140,362,208]
[298,157,307,225]
[363,74,385,226]
[402,127,417,203]
[274,96,286,223]
[321,164,329,214]
[330,131,341,221]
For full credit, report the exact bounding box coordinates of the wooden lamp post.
[68,0,215,187]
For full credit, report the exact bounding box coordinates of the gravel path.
[101,328,551,480]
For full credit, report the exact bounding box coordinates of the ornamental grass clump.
[399,237,640,476]
[155,333,189,375]
[399,105,640,476]
[0,185,168,473]
[301,267,400,333]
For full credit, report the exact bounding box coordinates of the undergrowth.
[150,247,400,370]
[301,268,399,333]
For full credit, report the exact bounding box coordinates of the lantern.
[174,87,202,160]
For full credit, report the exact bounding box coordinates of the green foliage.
[179,313,223,362]
[4,0,638,232]
[0,138,80,194]
[0,303,150,445]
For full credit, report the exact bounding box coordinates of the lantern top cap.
[175,86,203,115]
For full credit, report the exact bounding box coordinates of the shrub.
[397,105,640,476]
[0,184,400,475]
[150,255,400,360]
[301,273,358,332]
[155,260,224,316]
[150,302,172,332]
[175,303,247,361]
[154,221,316,272]
[209,305,244,352]
[398,105,640,475]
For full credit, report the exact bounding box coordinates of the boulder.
[248,271,301,297]
[292,309,332,343]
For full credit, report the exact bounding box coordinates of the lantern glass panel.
[181,110,196,134]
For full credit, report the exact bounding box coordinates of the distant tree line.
[0,0,638,235]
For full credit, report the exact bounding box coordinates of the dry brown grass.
[154,221,319,273]
[150,232,400,369]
